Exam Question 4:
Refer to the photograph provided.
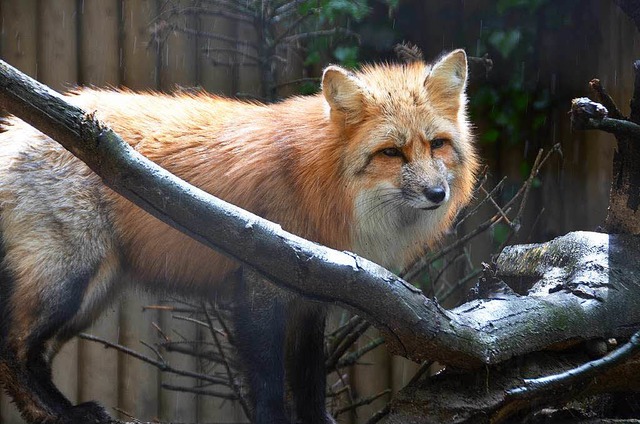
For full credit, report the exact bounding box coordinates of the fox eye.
[431,138,448,149]
[381,147,402,157]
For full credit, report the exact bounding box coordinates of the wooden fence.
[0,1,638,423]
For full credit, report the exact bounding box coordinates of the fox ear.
[425,49,468,112]
[322,65,364,122]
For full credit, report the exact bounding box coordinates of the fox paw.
[59,401,117,424]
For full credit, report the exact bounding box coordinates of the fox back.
[0,49,477,424]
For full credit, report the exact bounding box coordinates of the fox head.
[321,50,479,269]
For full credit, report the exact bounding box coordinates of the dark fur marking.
[25,266,97,354]
[0,229,15,344]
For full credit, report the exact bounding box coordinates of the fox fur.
[0,49,478,423]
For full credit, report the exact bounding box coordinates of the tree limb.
[1,60,640,373]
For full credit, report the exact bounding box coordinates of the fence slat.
[37,0,80,407]
[75,1,121,417]
[118,1,161,421]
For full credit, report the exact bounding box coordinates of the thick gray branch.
[1,60,639,371]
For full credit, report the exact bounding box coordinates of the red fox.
[0,49,478,423]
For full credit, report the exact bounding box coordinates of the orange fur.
[0,49,479,424]
[0,50,478,295]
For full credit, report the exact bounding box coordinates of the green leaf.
[482,128,500,143]
[488,29,521,58]
[333,45,359,68]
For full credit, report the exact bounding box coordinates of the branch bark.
[1,59,640,375]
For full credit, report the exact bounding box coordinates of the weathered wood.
[0,3,36,423]
[0,0,37,78]
[76,1,121,415]
[1,60,640,374]
[37,0,80,406]
[119,3,161,421]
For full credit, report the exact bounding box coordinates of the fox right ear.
[322,65,364,122]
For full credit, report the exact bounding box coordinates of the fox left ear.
[425,49,468,112]
[322,65,365,123]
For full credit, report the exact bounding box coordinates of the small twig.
[274,77,321,89]
[271,0,309,22]
[165,5,255,24]
[436,268,483,303]
[406,361,434,387]
[326,320,371,370]
[281,28,360,43]
[112,407,142,423]
[402,212,505,282]
[429,251,467,297]
[172,314,210,329]
[152,322,171,343]
[332,389,391,418]
[336,338,385,368]
[364,405,391,424]
[273,10,316,44]
[455,176,507,228]
[202,302,252,421]
[506,329,640,399]
[589,79,624,120]
[161,383,240,400]
[480,185,512,227]
[328,315,364,339]
[78,333,229,386]
[201,47,261,64]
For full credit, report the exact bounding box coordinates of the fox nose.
[424,186,446,204]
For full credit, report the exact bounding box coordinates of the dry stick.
[201,303,253,421]
[332,389,392,418]
[506,329,640,399]
[336,337,385,368]
[402,212,506,282]
[497,145,561,252]
[172,314,210,329]
[328,315,365,340]
[165,5,256,24]
[78,333,230,386]
[282,28,360,43]
[161,384,239,400]
[363,405,391,424]
[455,176,507,228]
[436,268,483,303]
[325,320,371,370]
[589,78,625,120]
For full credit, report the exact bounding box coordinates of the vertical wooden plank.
[75,1,121,417]
[121,0,159,90]
[351,329,390,424]
[36,0,80,407]
[119,1,161,421]
[117,291,161,422]
[79,0,119,86]
[0,0,37,77]
[236,17,261,98]
[37,0,78,91]
[158,309,198,423]
[198,4,234,94]
[0,0,36,418]
[159,0,197,90]
[155,3,199,420]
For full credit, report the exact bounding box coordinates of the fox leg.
[232,269,291,424]
[286,302,335,424]
[0,244,120,423]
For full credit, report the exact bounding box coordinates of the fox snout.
[424,186,447,204]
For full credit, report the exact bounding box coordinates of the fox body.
[0,50,477,423]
